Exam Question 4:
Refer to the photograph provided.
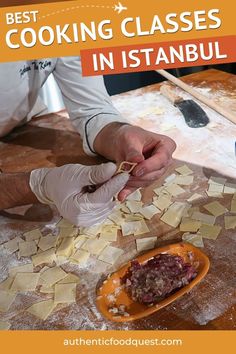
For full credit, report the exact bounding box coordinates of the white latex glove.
[29,162,129,227]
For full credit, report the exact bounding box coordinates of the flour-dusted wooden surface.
[0,69,235,330]
[112,69,236,179]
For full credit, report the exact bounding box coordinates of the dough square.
[38,234,57,251]
[179,218,201,232]
[153,194,172,211]
[0,277,14,291]
[70,250,90,264]
[136,237,157,252]
[39,266,49,273]
[0,320,11,330]
[160,202,188,228]
[206,191,223,198]
[99,225,118,242]
[224,216,236,230]
[56,237,74,257]
[121,220,149,236]
[126,189,142,201]
[4,237,23,254]
[55,256,68,266]
[40,286,55,294]
[139,205,160,220]
[231,199,236,213]
[27,299,55,320]
[81,238,108,255]
[182,233,204,248]
[224,182,236,194]
[57,227,78,239]
[10,272,40,292]
[74,235,88,249]
[54,283,76,304]
[153,186,166,196]
[126,201,143,213]
[198,224,222,240]
[19,241,37,258]
[40,266,67,287]
[164,184,186,197]
[203,201,228,217]
[108,211,124,226]
[32,248,56,267]
[187,206,200,217]
[98,246,124,264]
[208,183,224,193]
[173,175,194,186]
[9,263,33,277]
[58,273,80,284]
[191,211,216,225]
[133,220,150,236]
[124,214,143,222]
[0,290,16,311]
[164,173,177,185]
[121,220,135,236]
[208,176,227,185]
[80,224,103,237]
[23,229,42,242]
[175,165,193,176]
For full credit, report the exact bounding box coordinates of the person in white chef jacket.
[0,57,176,226]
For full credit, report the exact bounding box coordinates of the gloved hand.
[29,162,129,227]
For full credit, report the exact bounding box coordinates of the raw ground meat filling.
[121,253,197,305]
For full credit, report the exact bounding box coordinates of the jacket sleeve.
[53,56,127,156]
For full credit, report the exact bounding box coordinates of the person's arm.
[53,57,128,156]
[0,172,38,210]
[0,164,129,227]
[53,56,176,200]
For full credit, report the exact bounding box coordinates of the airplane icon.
[114,2,127,14]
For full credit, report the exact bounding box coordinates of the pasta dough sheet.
[54,283,77,304]
[182,233,204,248]
[81,239,108,255]
[153,194,172,211]
[175,165,193,175]
[179,218,201,232]
[4,237,24,254]
[19,241,37,258]
[23,229,42,242]
[136,237,157,252]
[198,224,222,240]
[224,216,236,230]
[203,201,228,217]
[191,212,216,225]
[27,299,56,320]
[9,263,33,277]
[139,205,160,219]
[0,290,16,312]
[32,248,56,267]
[70,250,90,264]
[56,237,74,257]
[10,273,40,292]
[38,234,57,251]
[40,267,67,287]
[98,246,124,264]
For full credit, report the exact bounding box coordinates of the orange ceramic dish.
[96,242,210,322]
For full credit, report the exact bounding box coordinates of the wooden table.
[0,69,235,330]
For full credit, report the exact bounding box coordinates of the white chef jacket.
[0,57,126,156]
